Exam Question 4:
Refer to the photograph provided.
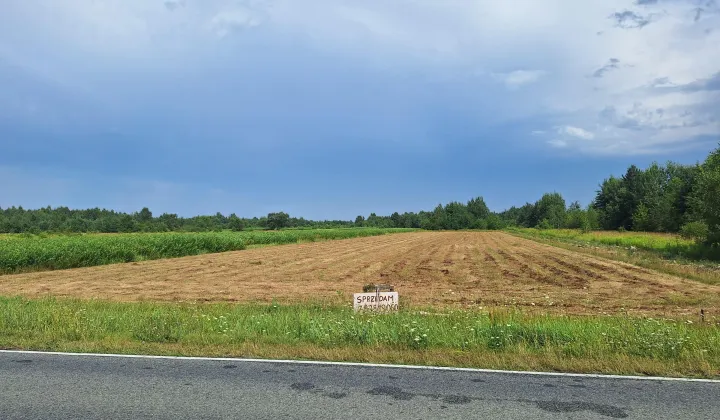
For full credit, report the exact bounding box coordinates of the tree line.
[0,208,354,234]
[2,144,718,244]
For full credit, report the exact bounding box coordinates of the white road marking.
[1,349,719,383]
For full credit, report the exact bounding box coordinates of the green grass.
[510,228,694,251]
[509,228,720,261]
[0,297,717,378]
[507,228,720,285]
[0,228,416,274]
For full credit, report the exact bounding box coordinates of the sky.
[1,0,719,219]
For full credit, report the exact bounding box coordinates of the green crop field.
[0,228,415,274]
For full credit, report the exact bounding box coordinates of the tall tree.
[228,213,244,231]
[467,197,490,220]
[354,215,365,227]
[689,145,720,244]
[444,202,472,230]
[594,176,625,230]
[533,193,567,228]
[137,207,153,223]
[266,212,290,230]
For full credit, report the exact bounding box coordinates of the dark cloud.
[164,1,185,12]
[593,58,620,78]
[617,119,642,130]
[635,0,658,5]
[650,77,672,87]
[609,10,652,28]
[695,0,720,21]
[669,72,720,92]
[646,73,720,92]
[598,106,643,131]
[696,72,720,90]
[599,106,617,120]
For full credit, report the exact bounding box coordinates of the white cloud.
[209,7,265,38]
[547,139,568,148]
[561,126,595,140]
[492,70,546,89]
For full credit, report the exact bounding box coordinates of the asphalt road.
[1,351,718,419]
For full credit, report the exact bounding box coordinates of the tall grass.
[0,297,717,377]
[509,228,720,261]
[0,228,415,274]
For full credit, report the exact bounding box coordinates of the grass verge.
[0,228,416,274]
[508,228,720,286]
[0,297,717,378]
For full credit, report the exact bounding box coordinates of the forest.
[1,144,719,245]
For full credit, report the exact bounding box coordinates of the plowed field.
[1,232,718,316]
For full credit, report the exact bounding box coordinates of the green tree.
[158,213,180,231]
[444,202,472,230]
[689,145,720,244]
[137,207,153,223]
[594,176,626,230]
[266,212,290,230]
[584,206,600,232]
[390,212,402,228]
[565,201,585,229]
[228,213,244,231]
[533,193,566,228]
[632,203,651,231]
[354,215,365,227]
[635,163,666,232]
[467,197,490,220]
[485,214,504,230]
[658,163,697,232]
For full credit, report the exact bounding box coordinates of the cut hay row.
[1,231,718,318]
[0,228,415,274]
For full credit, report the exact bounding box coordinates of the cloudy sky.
[1,0,718,219]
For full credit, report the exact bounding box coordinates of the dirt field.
[1,232,718,317]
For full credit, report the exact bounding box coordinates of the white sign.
[353,292,399,312]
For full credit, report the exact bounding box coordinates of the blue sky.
[1,0,719,219]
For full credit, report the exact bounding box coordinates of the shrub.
[680,221,709,243]
[537,219,553,230]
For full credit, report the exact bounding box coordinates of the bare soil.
[1,232,718,317]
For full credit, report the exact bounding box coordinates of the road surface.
[1,351,718,419]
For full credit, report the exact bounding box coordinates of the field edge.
[505,229,720,286]
[1,297,718,379]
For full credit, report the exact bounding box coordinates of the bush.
[537,219,553,230]
[580,218,593,233]
[680,221,709,243]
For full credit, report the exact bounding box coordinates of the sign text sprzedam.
[353,292,399,312]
